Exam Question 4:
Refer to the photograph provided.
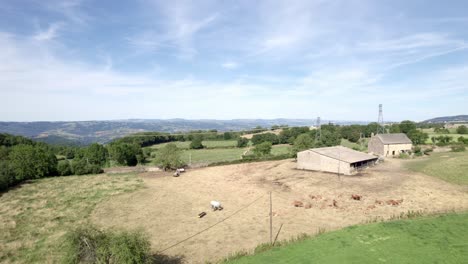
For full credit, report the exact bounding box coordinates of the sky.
[0,0,467,122]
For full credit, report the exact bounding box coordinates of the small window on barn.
[392,151,395,155]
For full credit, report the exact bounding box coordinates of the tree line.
[0,133,146,191]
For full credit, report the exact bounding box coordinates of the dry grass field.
[91,158,468,263]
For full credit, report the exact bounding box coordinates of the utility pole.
[269,191,273,244]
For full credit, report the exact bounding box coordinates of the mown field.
[0,174,143,263]
[225,213,468,264]
[405,151,468,185]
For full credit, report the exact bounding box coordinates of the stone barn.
[368,133,412,157]
[297,146,378,175]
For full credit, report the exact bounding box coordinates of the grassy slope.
[405,151,468,185]
[0,174,143,263]
[340,138,368,151]
[226,213,468,264]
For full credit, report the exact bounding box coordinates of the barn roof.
[301,146,377,164]
[375,133,412,144]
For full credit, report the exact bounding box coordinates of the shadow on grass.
[151,253,185,264]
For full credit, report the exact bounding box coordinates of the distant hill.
[422,115,468,123]
[0,119,368,145]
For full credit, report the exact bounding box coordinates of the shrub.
[413,146,423,156]
[190,135,204,149]
[423,148,433,155]
[57,160,73,176]
[253,141,272,156]
[451,144,466,152]
[0,161,14,191]
[398,153,410,159]
[237,137,249,148]
[155,143,185,170]
[71,159,103,175]
[62,226,152,264]
[456,125,468,134]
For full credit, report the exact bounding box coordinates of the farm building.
[297,146,378,175]
[368,133,412,157]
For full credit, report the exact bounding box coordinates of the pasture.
[0,174,143,263]
[92,158,468,263]
[405,151,468,185]
[225,212,468,264]
[421,128,465,144]
[148,141,292,166]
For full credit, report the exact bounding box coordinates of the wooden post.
[269,191,272,244]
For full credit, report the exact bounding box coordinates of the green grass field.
[225,213,468,264]
[180,148,247,164]
[421,128,466,144]
[148,141,292,165]
[149,140,237,149]
[0,174,143,263]
[405,151,468,185]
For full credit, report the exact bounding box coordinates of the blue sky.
[0,0,467,122]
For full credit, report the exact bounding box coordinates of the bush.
[253,141,272,156]
[190,135,204,149]
[451,144,466,152]
[62,226,152,264]
[413,146,423,156]
[71,159,103,175]
[155,143,185,170]
[57,160,73,176]
[456,125,468,134]
[398,153,410,159]
[237,137,249,148]
[423,148,433,155]
[0,161,14,191]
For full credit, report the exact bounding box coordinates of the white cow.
[210,201,223,211]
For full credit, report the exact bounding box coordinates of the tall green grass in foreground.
[225,213,468,264]
[405,151,468,185]
[0,174,143,263]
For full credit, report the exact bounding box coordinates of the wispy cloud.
[33,23,63,41]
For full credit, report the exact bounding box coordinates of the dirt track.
[91,159,468,263]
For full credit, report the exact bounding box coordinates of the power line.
[158,193,267,253]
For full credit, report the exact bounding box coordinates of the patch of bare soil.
[91,159,468,263]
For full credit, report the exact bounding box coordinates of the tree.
[456,125,468,134]
[107,143,142,166]
[399,120,417,134]
[251,133,279,145]
[364,122,380,137]
[9,144,57,181]
[155,143,184,170]
[190,135,204,149]
[408,130,429,145]
[292,133,314,155]
[85,143,108,166]
[317,129,341,147]
[253,141,272,157]
[0,161,14,191]
[389,124,401,133]
[237,137,249,148]
[223,132,233,140]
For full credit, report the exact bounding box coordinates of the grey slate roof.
[301,146,378,164]
[375,133,412,144]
